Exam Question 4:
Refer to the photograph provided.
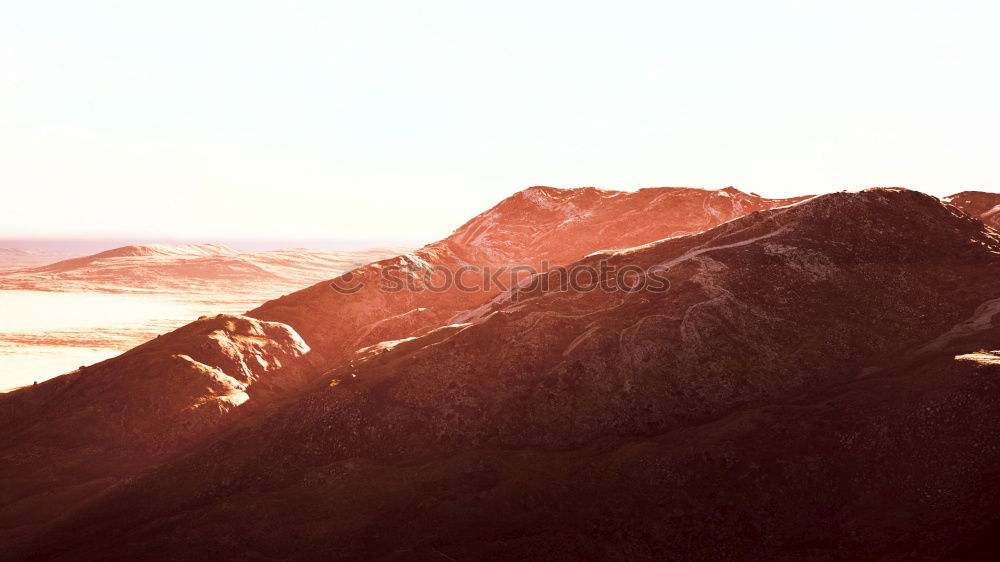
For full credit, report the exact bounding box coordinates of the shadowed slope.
[0,314,316,545]
[35,347,1000,561]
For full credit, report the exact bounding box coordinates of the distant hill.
[0,244,409,295]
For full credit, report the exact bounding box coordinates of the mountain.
[0,244,408,295]
[53,243,240,260]
[10,189,1000,560]
[249,186,808,368]
[945,191,1000,230]
[0,186,802,548]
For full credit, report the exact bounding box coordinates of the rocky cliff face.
[14,189,1000,560]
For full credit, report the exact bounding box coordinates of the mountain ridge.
[249,185,812,370]
[4,186,1000,559]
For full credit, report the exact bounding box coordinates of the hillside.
[0,314,318,546]
[9,189,1000,559]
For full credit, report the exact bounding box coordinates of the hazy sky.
[2,1,998,245]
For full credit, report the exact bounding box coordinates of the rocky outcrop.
[0,314,315,545]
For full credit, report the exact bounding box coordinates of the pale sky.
[2,1,998,245]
